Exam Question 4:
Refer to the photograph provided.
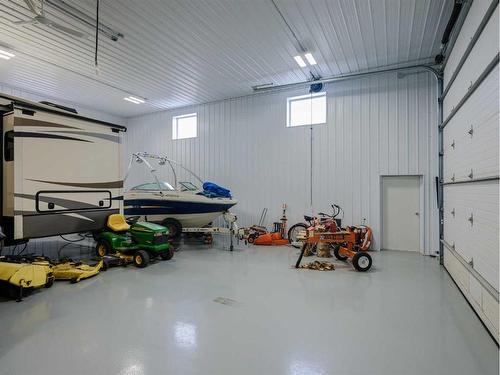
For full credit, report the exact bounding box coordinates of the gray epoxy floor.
[0,240,498,375]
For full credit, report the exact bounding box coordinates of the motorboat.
[124,152,237,236]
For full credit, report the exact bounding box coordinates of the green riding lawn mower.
[94,214,174,268]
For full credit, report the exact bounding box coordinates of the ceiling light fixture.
[304,53,317,66]
[252,82,274,90]
[0,48,15,60]
[294,55,307,68]
[124,96,145,104]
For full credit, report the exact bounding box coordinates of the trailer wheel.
[161,219,182,239]
[333,245,348,261]
[95,240,111,257]
[287,223,308,243]
[352,252,372,272]
[134,250,150,268]
[247,234,256,244]
[160,247,174,261]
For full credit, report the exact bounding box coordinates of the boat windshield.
[131,181,175,191]
[179,181,199,191]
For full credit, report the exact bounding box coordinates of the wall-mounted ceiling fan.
[13,0,86,38]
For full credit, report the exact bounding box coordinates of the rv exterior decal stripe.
[26,179,123,188]
[14,117,82,130]
[14,132,92,143]
[45,130,122,143]
[21,209,119,239]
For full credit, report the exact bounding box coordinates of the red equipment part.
[253,204,289,246]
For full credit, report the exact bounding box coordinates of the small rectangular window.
[286,92,326,127]
[4,131,14,161]
[172,113,197,140]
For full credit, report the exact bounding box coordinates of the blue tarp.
[202,182,232,198]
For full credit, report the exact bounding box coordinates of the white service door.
[382,176,420,251]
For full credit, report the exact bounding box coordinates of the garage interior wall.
[0,83,125,125]
[441,0,499,342]
[125,71,439,253]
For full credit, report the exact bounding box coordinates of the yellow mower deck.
[0,257,55,300]
[51,260,104,283]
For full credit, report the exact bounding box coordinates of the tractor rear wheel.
[352,252,372,272]
[95,240,111,257]
[160,247,174,261]
[287,223,308,243]
[134,250,150,268]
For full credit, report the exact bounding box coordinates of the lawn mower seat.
[107,214,130,232]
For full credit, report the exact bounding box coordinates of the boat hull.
[124,195,237,228]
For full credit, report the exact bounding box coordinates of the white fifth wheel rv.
[0,94,126,245]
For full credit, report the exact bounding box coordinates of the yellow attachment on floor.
[0,261,52,288]
[52,260,103,283]
[107,214,130,232]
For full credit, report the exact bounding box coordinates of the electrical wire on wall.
[309,91,314,212]
[94,0,100,74]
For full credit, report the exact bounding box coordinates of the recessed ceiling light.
[124,96,145,104]
[294,55,307,68]
[0,48,15,60]
[304,53,317,65]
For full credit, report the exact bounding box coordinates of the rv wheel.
[161,219,182,239]
[134,250,150,268]
[91,230,103,241]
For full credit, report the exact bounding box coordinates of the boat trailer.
[181,212,239,251]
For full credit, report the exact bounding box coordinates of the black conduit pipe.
[441,1,463,44]
[435,0,463,63]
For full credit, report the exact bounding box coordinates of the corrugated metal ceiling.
[0,0,452,117]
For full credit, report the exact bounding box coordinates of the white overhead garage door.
[441,0,499,342]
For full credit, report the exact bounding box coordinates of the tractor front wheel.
[95,240,111,257]
[352,252,372,272]
[134,250,150,268]
[160,247,174,261]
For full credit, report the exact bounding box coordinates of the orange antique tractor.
[294,208,373,272]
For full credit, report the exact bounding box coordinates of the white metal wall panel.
[443,181,499,289]
[124,71,439,254]
[444,0,493,85]
[443,66,499,182]
[443,5,499,117]
[442,0,499,342]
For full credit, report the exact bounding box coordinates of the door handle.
[415,212,420,216]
